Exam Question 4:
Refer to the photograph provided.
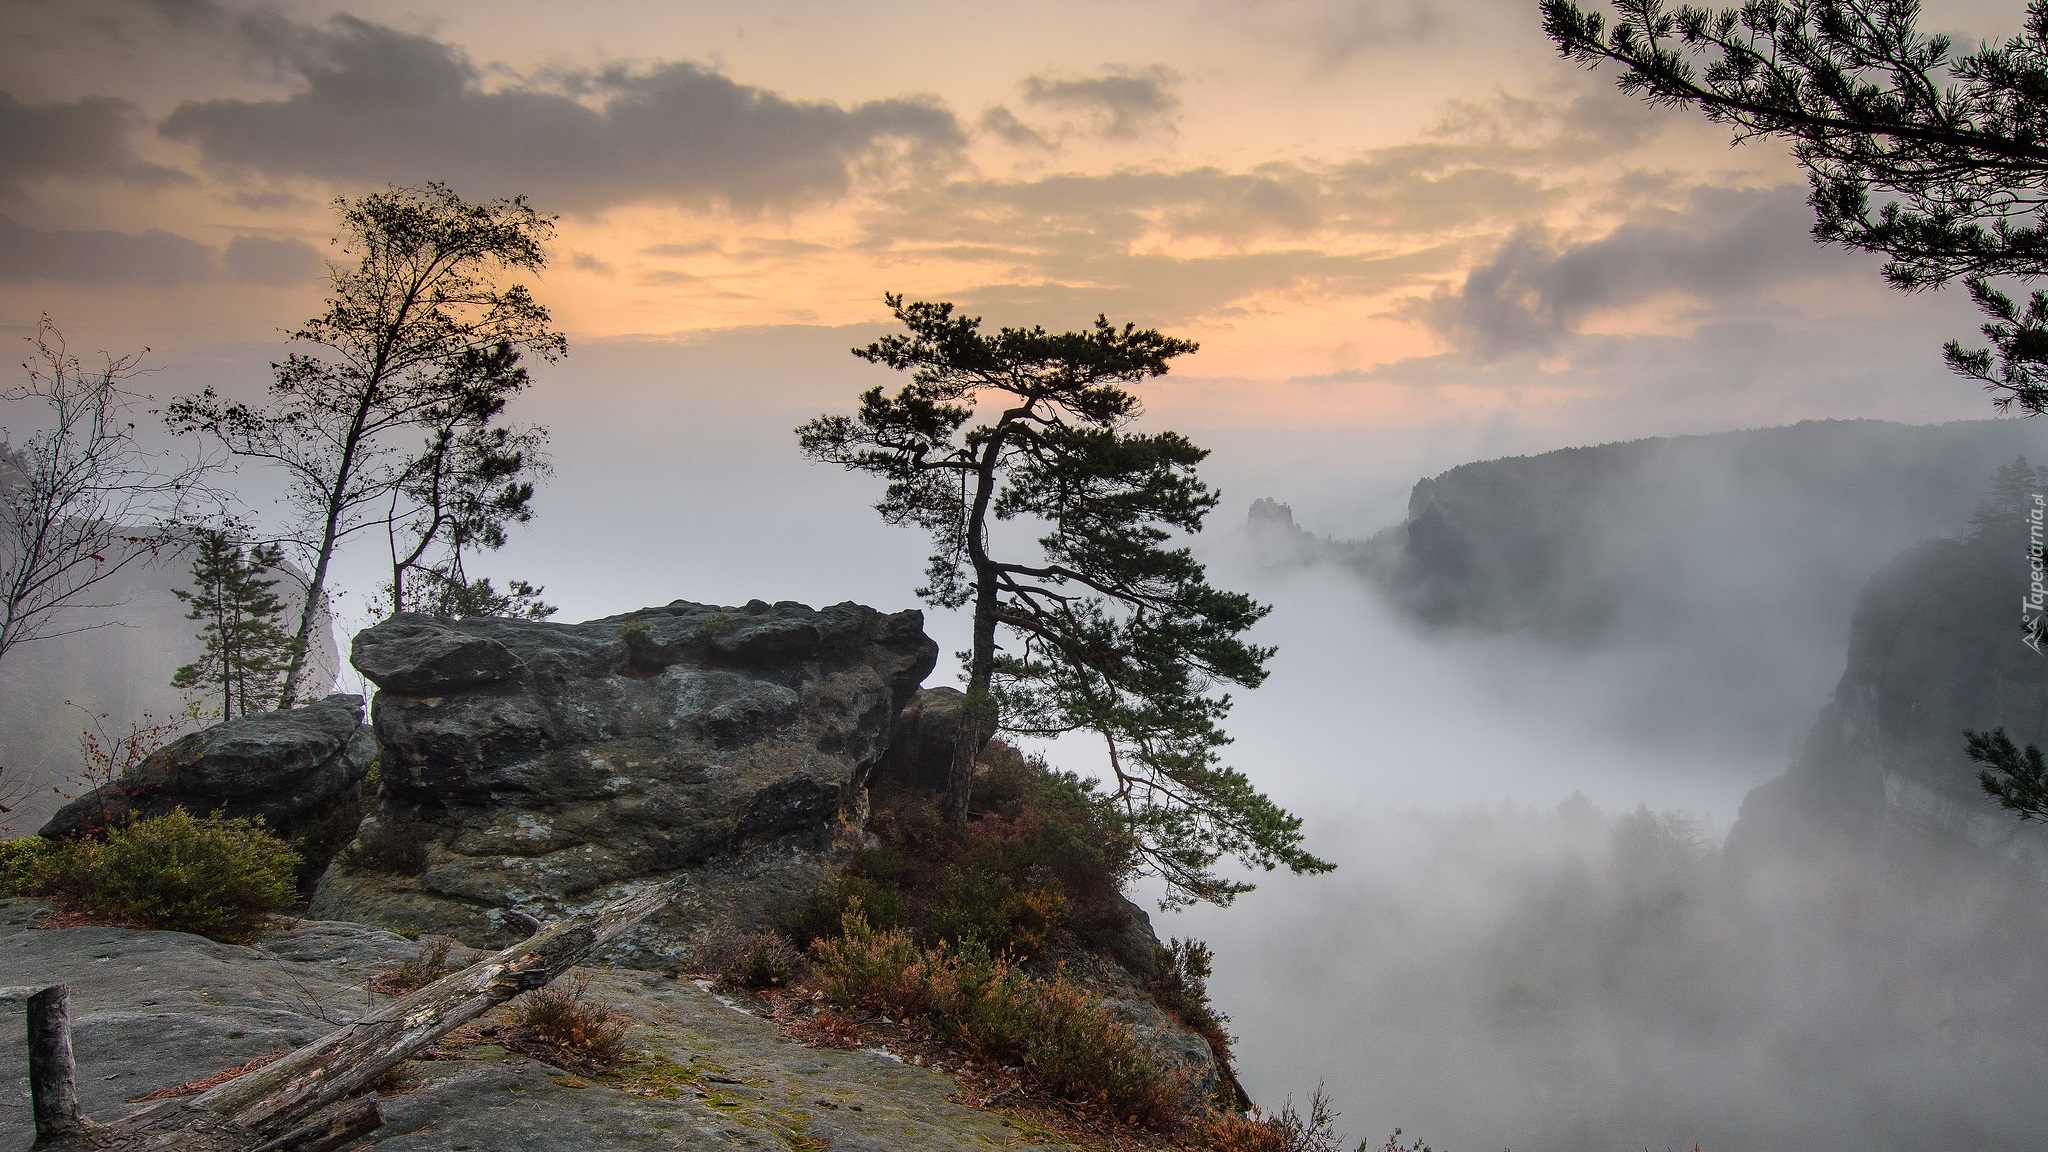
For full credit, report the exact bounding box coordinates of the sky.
[10,3,2048,1139]
[0,0,2030,432]
[3,0,2039,837]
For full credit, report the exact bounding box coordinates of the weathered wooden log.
[28,877,682,1151]
[3,983,91,1147]
[245,1098,382,1152]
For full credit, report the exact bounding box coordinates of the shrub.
[0,836,53,896]
[695,928,808,990]
[370,937,455,996]
[40,810,300,942]
[770,871,908,946]
[925,862,1068,959]
[811,909,1186,1128]
[1152,936,1232,1060]
[515,974,629,1072]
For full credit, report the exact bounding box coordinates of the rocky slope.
[0,898,1080,1151]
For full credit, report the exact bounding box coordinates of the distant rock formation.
[1729,528,2048,881]
[1348,418,2047,644]
[312,599,939,967]
[38,693,374,881]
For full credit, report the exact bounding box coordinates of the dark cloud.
[0,91,185,196]
[1021,65,1181,139]
[221,233,323,284]
[157,15,966,213]
[0,213,215,285]
[1424,184,1826,357]
[0,215,322,286]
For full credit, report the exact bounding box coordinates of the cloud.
[1021,65,1182,139]
[979,106,1053,149]
[1423,184,1825,357]
[0,214,321,286]
[0,91,185,196]
[156,15,966,213]
[221,233,324,284]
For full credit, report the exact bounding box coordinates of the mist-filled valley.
[1165,419,2048,1151]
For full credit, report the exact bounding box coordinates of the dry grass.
[507,974,630,1074]
[367,937,455,997]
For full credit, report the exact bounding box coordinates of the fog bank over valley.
[1165,417,2048,1151]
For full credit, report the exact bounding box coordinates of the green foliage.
[1969,727,2048,820]
[38,810,300,942]
[171,527,298,719]
[164,182,565,707]
[784,743,1135,958]
[799,294,1328,905]
[812,908,1187,1126]
[1151,937,1230,1056]
[1544,0,2048,413]
[0,836,52,896]
[418,574,555,620]
[770,872,910,947]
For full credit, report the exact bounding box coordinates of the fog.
[1153,556,2048,1151]
[10,328,2048,1150]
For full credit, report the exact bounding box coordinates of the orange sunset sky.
[1,0,2038,624]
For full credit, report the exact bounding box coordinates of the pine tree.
[170,530,298,719]
[799,295,1332,907]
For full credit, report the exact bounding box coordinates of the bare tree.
[0,317,207,665]
[167,185,564,707]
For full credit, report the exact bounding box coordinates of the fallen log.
[16,879,681,1151]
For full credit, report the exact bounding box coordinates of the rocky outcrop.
[312,599,938,966]
[1728,531,2048,881]
[38,694,374,878]
[873,687,976,793]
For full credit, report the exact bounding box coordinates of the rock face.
[1729,530,2048,880]
[312,599,938,965]
[873,687,974,793]
[38,694,373,877]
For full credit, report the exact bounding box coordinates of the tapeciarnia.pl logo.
[2026,493,2047,654]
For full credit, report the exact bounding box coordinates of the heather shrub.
[812,908,1186,1127]
[516,974,629,1071]
[770,871,908,946]
[41,810,300,942]
[1153,936,1233,1060]
[697,927,808,990]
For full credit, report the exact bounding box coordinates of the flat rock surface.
[0,900,1076,1151]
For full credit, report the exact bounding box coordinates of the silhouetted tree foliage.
[165,183,563,705]
[799,295,1331,906]
[1968,727,2048,819]
[1543,0,2048,412]
[170,528,298,719]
